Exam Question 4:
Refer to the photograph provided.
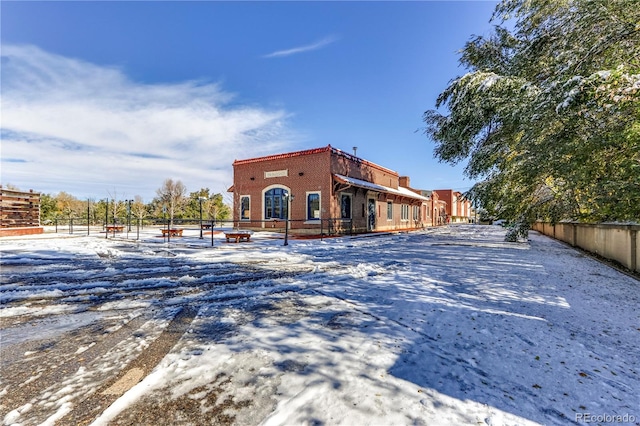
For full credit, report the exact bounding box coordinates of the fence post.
[105,199,109,239]
[55,218,58,233]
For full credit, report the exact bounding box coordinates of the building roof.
[233,145,398,176]
[233,146,330,165]
[334,174,430,202]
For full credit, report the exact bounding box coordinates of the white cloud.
[263,36,339,58]
[1,44,295,200]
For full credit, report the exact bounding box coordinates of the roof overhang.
[333,174,429,202]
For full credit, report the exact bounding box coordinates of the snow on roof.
[334,174,429,202]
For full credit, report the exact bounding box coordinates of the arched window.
[264,188,289,220]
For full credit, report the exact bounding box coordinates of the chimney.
[399,176,410,188]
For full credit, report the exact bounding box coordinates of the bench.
[201,223,212,230]
[225,232,251,243]
[161,228,183,237]
[105,225,124,233]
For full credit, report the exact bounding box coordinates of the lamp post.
[162,205,168,242]
[283,191,293,246]
[127,200,133,233]
[105,199,109,239]
[198,196,206,239]
[112,201,117,238]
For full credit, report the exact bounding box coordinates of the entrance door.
[367,199,376,231]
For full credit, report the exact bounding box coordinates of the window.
[240,196,250,220]
[264,188,289,219]
[341,194,352,219]
[307,193,320,220]
[401,204,409,221]
[387,201,393,220]
[413,205,420,221]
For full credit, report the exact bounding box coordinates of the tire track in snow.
[0,313,152,417]
[58,306,199,426]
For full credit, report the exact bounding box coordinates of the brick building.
[229,145,433,235]
[417,190,447,226]
[434,189,473,223]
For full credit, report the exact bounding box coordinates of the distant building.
[418,190,447,226]
[229,145,433,235]
[434,189,473,223]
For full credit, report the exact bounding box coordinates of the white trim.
[240,195,251,221]
[306,191,321,221]
[261,184,292,226]
[401,204,409,222]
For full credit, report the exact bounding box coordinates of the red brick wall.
[232,148,333,229]
[330,152,399,189]
[0,227,44,237]
[434,190,453,217]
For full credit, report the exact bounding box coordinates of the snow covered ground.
[1,225,638,425]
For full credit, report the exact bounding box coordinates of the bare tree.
[156,179,187,228]
[132,195,147,227]
[106,190,126,224]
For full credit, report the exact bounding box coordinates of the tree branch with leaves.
[424,0,640,236]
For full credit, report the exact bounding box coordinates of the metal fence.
[49,216,355,246]
[229,218,354,237]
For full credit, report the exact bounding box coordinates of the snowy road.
[1,225,638,425]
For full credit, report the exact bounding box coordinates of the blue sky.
[1,1,498,201]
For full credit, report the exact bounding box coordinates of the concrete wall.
[533,222,639,273]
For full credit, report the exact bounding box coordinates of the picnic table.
[161,228,183,237]
[225,232,251,243]
[201,223,213,230]
[105,225,124,233]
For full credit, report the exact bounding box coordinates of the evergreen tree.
[186,188,231,222]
